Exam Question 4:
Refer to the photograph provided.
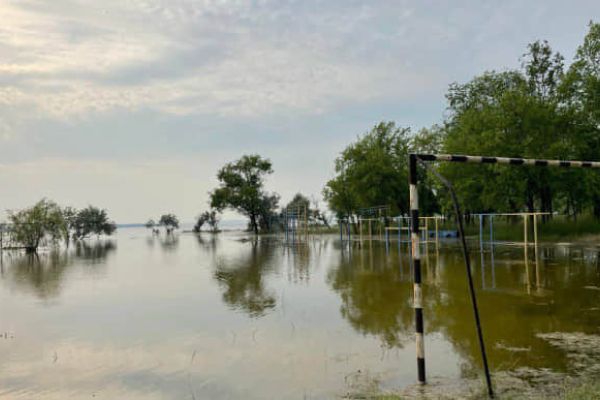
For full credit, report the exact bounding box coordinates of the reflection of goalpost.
[409,153,600,394]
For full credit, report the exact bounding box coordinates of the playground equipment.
[383,216,444,249]
[338,212,444,251]
[283,205,309,244]
[473,212,551,247]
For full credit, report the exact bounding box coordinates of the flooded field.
[0,229,599,399]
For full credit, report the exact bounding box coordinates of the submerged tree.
[210,154,275,234]
[61,206,78,247]
[194,210,221,233]
[72,206,117,240]
[159,214,179,233]
[8,199,65,253]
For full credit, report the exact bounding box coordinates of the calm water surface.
[0,229,599,399]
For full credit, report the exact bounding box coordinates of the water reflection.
[0,231,599,399]
[328,245,414,348]
[213,240,277,317]
[195,233,218,252]
[327,239,600,378]
[0,240,115,299]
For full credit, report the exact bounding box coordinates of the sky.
[0,0,598,223]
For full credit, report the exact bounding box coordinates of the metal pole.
[416,157,493,397]
[524,214,528,261]
[359,218,362,244]
[480,215,485,289]
[534,214,540,288]
[385,228,389,253]
[490,216,495,289]
[409,154,425,383]
[348,218,351,243]
[479,214,483,247]
[398,217,401,252]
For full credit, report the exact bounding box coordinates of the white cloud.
[0,1,439,119]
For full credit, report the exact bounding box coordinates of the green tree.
[158,214,179,233]
[8,199,65,253]
[72,206,117,240]
[61,206,78,246]
[194,210,220,233]
[145,219,156,229]
[438,29,600,220]
[193,214,208,233]
[210,154,274,234]
[324,122,438,218]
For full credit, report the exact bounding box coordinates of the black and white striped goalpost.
[409,154,425,383]
[408,153,600,386]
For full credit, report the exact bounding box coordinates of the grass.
[458,214,600,242]
[562,381,600,400]
[343,378,600,400]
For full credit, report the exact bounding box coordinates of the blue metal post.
[385,227,389,253]
[398,217,401,252]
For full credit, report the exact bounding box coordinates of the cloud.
[0,1,441,120]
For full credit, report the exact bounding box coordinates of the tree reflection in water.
[328,242,600,376]
[328,243,415,349]
[213,239,277,317]
[1,241,116,299]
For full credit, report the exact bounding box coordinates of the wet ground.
[0,229,599,399]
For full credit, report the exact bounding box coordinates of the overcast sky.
[0,1,598,223]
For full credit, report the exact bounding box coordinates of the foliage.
[435,23,600,219]
[323,121,439,219]
[72,206,117,240]
[145,219,156,229]
[61,206,78,245]
[210,154,275,234]
[256,192,280,232]
[194,210,220,233]
[8,199,65,252]
[158,214,179,231]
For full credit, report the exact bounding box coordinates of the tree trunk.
[250,214,258,235]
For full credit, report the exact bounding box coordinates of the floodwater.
[0,229,599,399]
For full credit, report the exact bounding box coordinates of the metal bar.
[409,154,425,384]
[416,157,493,397]
[414,153,600,168]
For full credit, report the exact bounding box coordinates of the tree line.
[324,22,600,222]
[2,199,116,253]
[196,22,600,231]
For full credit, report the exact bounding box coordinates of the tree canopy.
[72,206,117,240]
[158,214,179,231]
[323,122,438,218]
[7,200,116,252]
[436,23,600,219]
[8,199,65,252]
[210,154,276,234]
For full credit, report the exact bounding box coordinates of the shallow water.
[0,229,599,399]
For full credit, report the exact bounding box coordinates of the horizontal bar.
[471,212,552,216]
[415,154,600,168]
